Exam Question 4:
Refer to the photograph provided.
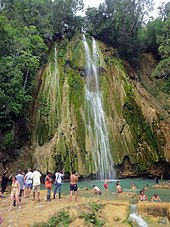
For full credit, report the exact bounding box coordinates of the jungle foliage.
[0,0,84,156]
[0,0,169,159]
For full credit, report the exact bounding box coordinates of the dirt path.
[0,190,130,227]
[0,191,93,226]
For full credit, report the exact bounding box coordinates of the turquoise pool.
[42,178,170,202]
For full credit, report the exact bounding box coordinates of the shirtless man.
[70,170,79,202]
[116,182,122,194]
[93,185,101,195]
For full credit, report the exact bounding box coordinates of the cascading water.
[83,34,115,179]
[54,44,61,122]
[129,204,148,227]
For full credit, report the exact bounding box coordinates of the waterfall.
[129,204,148,227]
[83,34,115,179]
[54,44,61,122]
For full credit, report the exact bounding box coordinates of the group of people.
[138,190,161,202]
[93,178,161,203]
[0,167,80,211]
[44,169,79,202]
[0,168,162,211]
[93,179,123,195]
[0,168,43,210]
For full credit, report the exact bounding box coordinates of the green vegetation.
[33,211,72,227]
[123,78,162,170]
[79,203,105,227]
[0,0,84,161]
[0,0,170,172]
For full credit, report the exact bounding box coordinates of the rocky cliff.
[29,35,170,177]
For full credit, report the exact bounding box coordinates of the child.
[45,172,53,201]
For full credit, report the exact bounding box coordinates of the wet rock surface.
[152,182,170,189]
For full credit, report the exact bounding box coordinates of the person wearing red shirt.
[45,172,53,201]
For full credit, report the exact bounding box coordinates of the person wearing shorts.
[104,178,108,191]
[93,185,102,195]
[70,170,79,202]
[24,168,33,198]
[31,169,41,201]
[70,183,78,192]
[33,185,40,192]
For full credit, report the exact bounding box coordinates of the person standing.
[155,176,159,184]
[24,168,33,198]
[104,178,108,191]
[16,170,24,202]
[0,168,11,198]
[116,182,122,194]
[45,172,53,201]
[8,176,21,211]
[53,170,64,200]
[31,169,42,201]
[22,171,26,197]
[70,170,79,202]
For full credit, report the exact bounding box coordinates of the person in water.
[8,176,21,211]
[138,190,148,202]
[151,193,161,202]
[93,185,102,195]
[143,183,149,191]
[70,170,79,202]
[131,183,137,190]
[116,182,122,194]
[104,178,108,191]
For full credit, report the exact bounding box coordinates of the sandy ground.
[0,190,92,226]
[1,190,170,227]
[0,190,130,227]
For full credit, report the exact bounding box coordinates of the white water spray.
[83,34,115,179]
[54,44,61,122]
[129,204,148,227]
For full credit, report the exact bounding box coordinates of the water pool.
[42,178,170,202]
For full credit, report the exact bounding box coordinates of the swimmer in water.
[151,193,161,202]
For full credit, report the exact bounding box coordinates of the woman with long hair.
[8,176,21,211]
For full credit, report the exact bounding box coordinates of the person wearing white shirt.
[31,169,42,201]
[24,168,33,198]
[53,170,64,199]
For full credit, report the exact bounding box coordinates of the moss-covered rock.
[30,35,170,176]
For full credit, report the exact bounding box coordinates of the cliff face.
[30,35,170,177]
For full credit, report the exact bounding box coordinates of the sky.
[81,0,170,17]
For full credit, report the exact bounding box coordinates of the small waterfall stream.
[54,45,61,122]
[129,204,148,227]
[83,35,115,179]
